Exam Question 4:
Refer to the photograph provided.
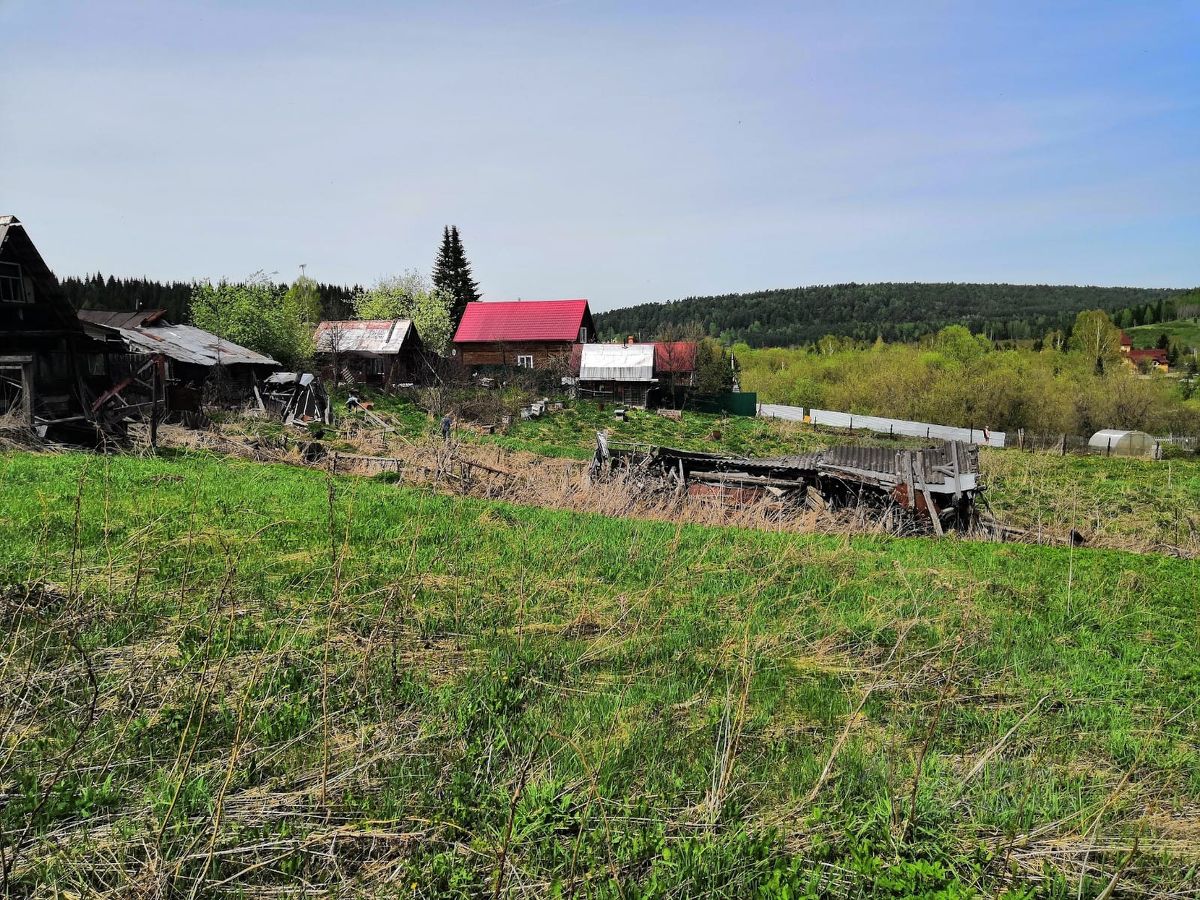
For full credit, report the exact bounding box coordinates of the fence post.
[1107,437,1112,457]
[1060,434,1067,456]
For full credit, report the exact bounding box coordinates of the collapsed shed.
[605,441,983,534]
[78,309,278,419]
[257,372,332,425]
[314,319,424,386]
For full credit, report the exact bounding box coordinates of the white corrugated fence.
[758,403,1007,448]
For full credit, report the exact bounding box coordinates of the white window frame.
[516,354,534,369]
[579,326,589,343]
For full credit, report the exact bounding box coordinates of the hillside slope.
[1126,318,1200,351]
[596,283,1188,346]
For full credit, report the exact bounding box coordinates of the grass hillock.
[1,449,1198,896]
[1126,319,1200,352]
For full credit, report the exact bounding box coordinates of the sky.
[2,1,1198,310]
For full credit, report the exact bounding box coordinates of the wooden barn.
[314,319,424,386]
[0,215,97,434]
[453,299,594,372]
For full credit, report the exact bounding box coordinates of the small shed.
[314,319,424,386]
[578,343,656,406]
[1088,429,1156,458]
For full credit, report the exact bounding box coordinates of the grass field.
[983,450,1200,554]
[2,449,1199,897]
[328,391,934,461]
[235,392,1200,554]
[1126,319,1200,351]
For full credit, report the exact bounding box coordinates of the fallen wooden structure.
[258,372,332,426]
[604,441,984,534]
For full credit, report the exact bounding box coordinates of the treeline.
[596,283,1192,347]
[59,273,361,323]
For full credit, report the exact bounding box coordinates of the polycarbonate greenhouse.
[1088,429,1156,458]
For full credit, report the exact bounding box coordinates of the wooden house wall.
[457,341,576,370]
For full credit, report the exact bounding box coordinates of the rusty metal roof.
[314,319,416,355]
[78,313,277,367]
[78,309,169,330]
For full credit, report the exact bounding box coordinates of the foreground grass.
[4,451,1197,897]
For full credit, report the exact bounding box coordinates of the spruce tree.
[433,226,455,299]
[433,225,481,325]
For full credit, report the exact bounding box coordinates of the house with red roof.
[1126,347,1170,373]
[452,299,595,371]
[1118,331,1170,372]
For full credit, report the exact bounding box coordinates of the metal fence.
[756,402,1197,457]
[757,403,1007,448]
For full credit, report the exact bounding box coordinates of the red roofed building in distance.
[1118,331,1170,372]
[654,341,698,388]
[1126,347,1170,373]
[452,299,595,371]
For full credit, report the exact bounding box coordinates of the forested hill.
[595,283,1191,347]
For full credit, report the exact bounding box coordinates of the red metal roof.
[453,299,590,343]
[1128,348,1168,364]
[654,341,697,373]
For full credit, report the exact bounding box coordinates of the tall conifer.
[434,225,481,325]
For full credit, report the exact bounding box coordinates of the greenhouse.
[1088,429,1156,458]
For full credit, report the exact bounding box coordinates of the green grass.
[2,449,1199,897]
[1126,318,1200,351]
[330,389,925,461]
[983,449,1200,552]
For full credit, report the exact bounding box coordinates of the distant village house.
[575,338,698,407]
[453,299,595,372]
[315,319,424,386]
[1119,331,1169,373]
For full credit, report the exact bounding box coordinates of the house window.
[0,262,29,303]
[579,327,588,343]
[516,355,534,369]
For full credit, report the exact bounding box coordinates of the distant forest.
[58,273,361,323]
[594,283,1194,347]
[57,275,1198,350]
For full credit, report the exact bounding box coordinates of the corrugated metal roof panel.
[579,343,655,381]
[314,319,414,355]
[78,309,168,330]
[89,321,277,367]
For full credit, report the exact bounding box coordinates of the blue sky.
[2,1,1198,310]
